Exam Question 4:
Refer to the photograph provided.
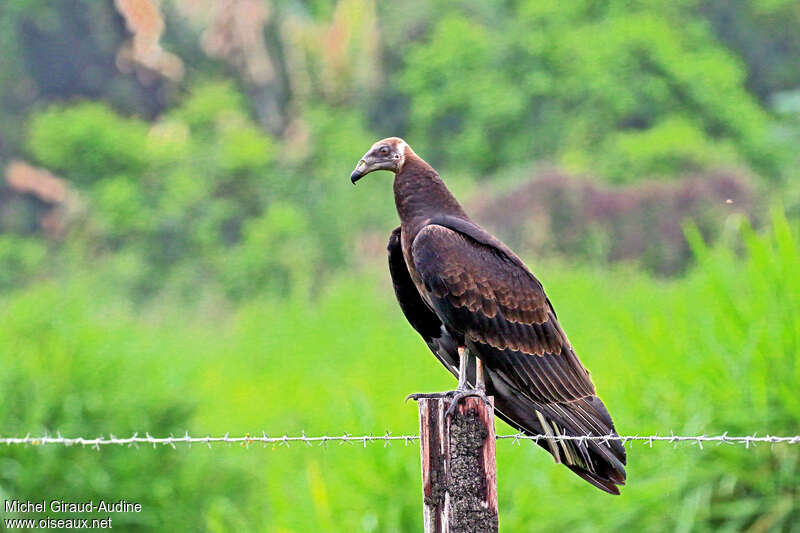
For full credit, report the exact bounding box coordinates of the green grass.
[0,209,798,532]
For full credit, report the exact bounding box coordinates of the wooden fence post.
[417,396,499,533]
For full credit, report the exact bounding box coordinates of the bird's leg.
[405,347,491,407]
[444,346,491,418]
[456,344,469,389]
[404,346,471,403]
[475,356,486,391]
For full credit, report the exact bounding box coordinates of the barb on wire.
[1,432,800,449]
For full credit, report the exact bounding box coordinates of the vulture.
[350,138,626,494]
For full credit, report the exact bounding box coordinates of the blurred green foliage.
[0,0,797,296]
[0,235,46,291]
[1,210,796,532]
[14,80,395,298]
[29,104,150,185]
[399,2,777,180]
[24,83,284,298]
[0,282,254,531]
[0,0,799,530]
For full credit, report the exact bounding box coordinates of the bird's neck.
[393,153,469,235]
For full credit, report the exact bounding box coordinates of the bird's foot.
[405,390,459,403]
[406,389,491,417]
[444,388,491,418]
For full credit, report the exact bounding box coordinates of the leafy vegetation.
[0,0,798,294]
[0,0,798,530]
[1,211,797,531]
[398,3,774,180]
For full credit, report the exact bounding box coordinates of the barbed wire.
[1,431,799,451]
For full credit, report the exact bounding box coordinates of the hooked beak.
[350,160,367,184]
[350,154,396,185]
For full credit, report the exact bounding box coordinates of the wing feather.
[391,224,626,493]
[387,227,458,375]
[412,224,595,403]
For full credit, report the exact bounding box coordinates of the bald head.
[350,137,410,184]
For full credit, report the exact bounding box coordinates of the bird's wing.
[412,221,626,493]
[411,222,594,401]
[387,227,459,376]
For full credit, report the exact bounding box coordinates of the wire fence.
[2,432,799,450]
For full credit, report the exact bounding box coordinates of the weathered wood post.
[417,397,499,533]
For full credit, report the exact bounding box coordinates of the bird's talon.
[405,390,460,403]
[444,389,490,418]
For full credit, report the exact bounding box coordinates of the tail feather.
[566,465,624,495]
[487,369,627,494]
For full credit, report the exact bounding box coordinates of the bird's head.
[350,137,408,184]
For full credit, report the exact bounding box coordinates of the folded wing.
[400,222,626,493]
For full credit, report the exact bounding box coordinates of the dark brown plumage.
[352,138,626,494]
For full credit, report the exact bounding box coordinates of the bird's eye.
[379,146,389,155]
